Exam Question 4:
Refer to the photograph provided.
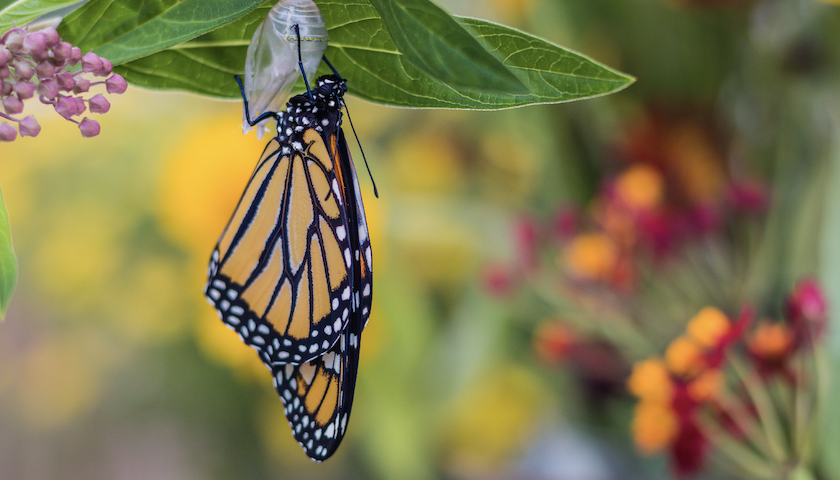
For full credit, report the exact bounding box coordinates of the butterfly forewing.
[205,125,355,365]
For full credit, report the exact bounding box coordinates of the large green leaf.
[0,184,17,321]
[114,0,633,109]
[57,0,264,65]
[113,1,271,97]
[0,0,80,33]
[367,0,526,94]
[327,13,634,109]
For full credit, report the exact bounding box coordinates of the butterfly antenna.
[294,24,313,100]
[323,56,342,80]
[235,74,280,126]
[342,100,378,198]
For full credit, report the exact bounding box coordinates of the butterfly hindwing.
[271,315,362,461]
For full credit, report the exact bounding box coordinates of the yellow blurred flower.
[195,313,268,383]
[687,369,724,402]
[31,199,125,314]
[665,335,704,377]
[562,232,618,281]
[627,358,673,402]
[157,112,264,256]
[441,367,545,466]
[390,133,463,193]
[687,307,730,347]
[614,164,664,210]
[748,321,794,360]
[631,400,678,454]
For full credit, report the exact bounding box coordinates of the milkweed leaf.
[0,184,17,321]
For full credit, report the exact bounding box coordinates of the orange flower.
[687,369,724,402]
[632,400,679,454]
[614,164,664,211]
[627,358,673,402]
[687,307,730,347]
[562,233,618,281]
[534,321,576,364]
[748,321,794,360]
[665,336,704,377]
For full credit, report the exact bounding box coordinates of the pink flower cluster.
[0,26,127,141]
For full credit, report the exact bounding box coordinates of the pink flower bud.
[72,76,90,93]
[23,32,48,61]
[79,117,100,137]
[69,47,82,65]
[56,72,76,91]
[89,94,110,114]
[481,264,517,297]
[0,48,10,67]
[105,73,127,94]
[55,96,76,119]
[3,95,23,114]
[37,78,58,99]
[52,42,72,62]
[97,58,113,76]
[0,122,17,141]
[14,61,33,80]
[0,66,10,80]
[14,80,36,100]
[1,79,12,96]
[73,97,86,115]
[18,115,40,137]
[35,61,55,78]
[23,32,47,53]
[40,27,60,48]
[81,52,103,73]
[5,32,24,53]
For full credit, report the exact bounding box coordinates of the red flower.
[785,277,828,345]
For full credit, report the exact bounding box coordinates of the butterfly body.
[205,75,371,460]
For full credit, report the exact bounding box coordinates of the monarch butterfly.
[204,70,372,460]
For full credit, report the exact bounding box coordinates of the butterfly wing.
[205,128,356,366]
[271,124,369,462]
[336,129,373,329]
[271,316,361,461]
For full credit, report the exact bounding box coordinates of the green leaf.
[367,0,527,94]
[57,0,265,65]
[115,0,633,109]
[0,184,17,321]
[0,0,80,33]
[322,5,635,109]
[113,1,272,97]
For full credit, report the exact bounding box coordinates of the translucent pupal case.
[242,0,329,138]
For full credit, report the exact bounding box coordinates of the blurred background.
[2,0,840,478]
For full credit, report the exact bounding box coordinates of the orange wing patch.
[205,127,357,366]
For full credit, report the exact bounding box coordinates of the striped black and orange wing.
[205,128,356,366]
[206,75,371,462]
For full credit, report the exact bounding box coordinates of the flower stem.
[729,353,789,463]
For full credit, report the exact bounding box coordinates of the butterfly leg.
[234,74,281,127]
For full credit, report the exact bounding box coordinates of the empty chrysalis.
[242,0,329,138]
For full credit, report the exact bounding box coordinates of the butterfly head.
[315,75,347,103]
